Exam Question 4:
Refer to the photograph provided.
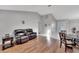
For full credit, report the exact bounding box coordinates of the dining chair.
[59,32,74,52]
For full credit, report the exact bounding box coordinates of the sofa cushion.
[21,36,28,39]
[18,33,24,36]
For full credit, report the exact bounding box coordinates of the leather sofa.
[26,29,37,40]
[14,29,37,44]
[14,29,29,44]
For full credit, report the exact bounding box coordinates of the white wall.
[56,20,69,33]
[38,14,56,37]
[56,20,79,34]
[0,10,41,43]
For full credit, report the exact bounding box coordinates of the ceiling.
[0,5,79,20]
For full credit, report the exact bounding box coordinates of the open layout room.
[0,5,79,53]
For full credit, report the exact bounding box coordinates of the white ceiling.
[0,5,79,20]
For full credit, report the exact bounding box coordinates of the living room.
[0,5,79,53]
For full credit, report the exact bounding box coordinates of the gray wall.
[0,10,41,43]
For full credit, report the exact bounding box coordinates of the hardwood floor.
[0,36,79,53]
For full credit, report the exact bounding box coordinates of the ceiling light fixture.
[48,5,52,7]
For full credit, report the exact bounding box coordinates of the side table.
[2,37,13,50]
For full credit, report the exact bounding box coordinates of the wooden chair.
[59,32,74,52]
